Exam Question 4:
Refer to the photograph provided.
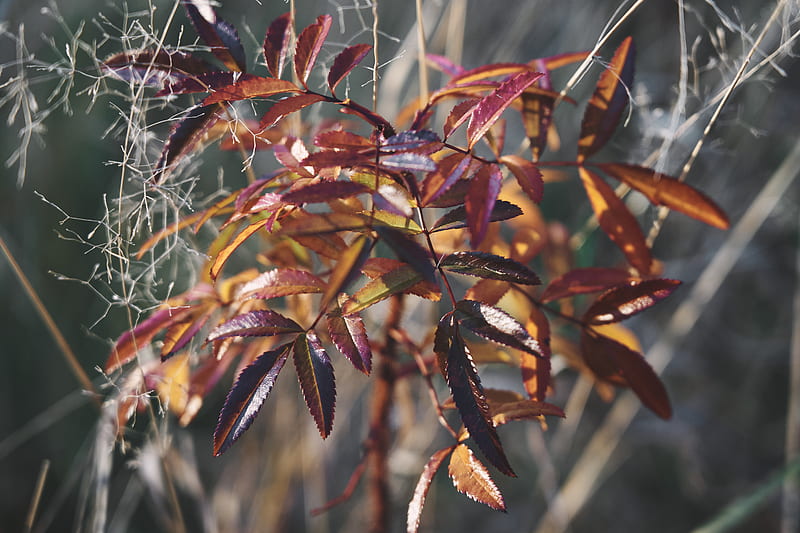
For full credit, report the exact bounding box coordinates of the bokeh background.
[1,1,798,532]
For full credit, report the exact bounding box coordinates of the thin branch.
[24,459,50,533]
[415,0,429,104]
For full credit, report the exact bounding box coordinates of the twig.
[24,459,50,533]
[372,0,380,112]
[533,135,800,533]
[415,0,429,104]
[310,458,368,516]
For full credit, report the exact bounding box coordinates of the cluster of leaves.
[102,2,729,528]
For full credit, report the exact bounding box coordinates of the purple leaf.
[382,153,437,173]
[201,76,301,105]
[207,310,303,342]
[293,331,336,438]
[584,279,681,325]
[465,164,502,246]
[444,99,481,139]
[327,43,372,94]
[426,53,464,77]
[264,13,292,78]
[213,343,292,455]
[258,93,326,131]
[499,155,544,204]
[183,0,247,72]
[420,152,474,206]
[440,251,540,285]
[294,15,333,88]
[466,71,543,149]
[237,268,326,300]
[102,48,213,87]
[282,181,372,205]
[375,227,436,283]
[431,199,523,233]
[327,309,372,375]
[455,300,543,357]
[153,104,225,182]
[380,130,442,154]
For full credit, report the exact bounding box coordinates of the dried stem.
[24,459,50,533]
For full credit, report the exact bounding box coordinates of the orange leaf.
[448,444,506,511]
[209,217,270,280]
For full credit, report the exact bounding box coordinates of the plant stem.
[367,293,403,533]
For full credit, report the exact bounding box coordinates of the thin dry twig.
[24,459,50,533]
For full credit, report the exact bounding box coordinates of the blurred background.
[1,0,798,532]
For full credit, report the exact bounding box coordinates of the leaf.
[455,300,543,358]
[237,268,326,300]
[491,400,565,427]
[407,446,456,533]
[465,164,502,246]
[213,343,292,455]
[328,43,372,93]
[209,217,270,280]
[293,331,337,437]
[420,152,473,206]
[444,99,480,139]
[207,310,303,342]
[381,130,442,154]
[448,444,507,511]
[264,13,292,78]
[499,155,544,204]
[314,130,374,151]
[342,265,424,315]
[440,251,540,285]
[382,153,437,173]
[202,76,301,105]
[294,15,333,88]
[327,307,372,375]
[183,0,247,71]
[451,62,533,85]
[581,331,671,419]
[102,48,213,87]
[577,37,635,161]
[446,331,515,477]
[541,267,635,302]
[584,278,681,325]
[578,166,652,274]
[376,227,436,283]
[519,91,554,161]
[258,93,326,131]
[432,200,523,233]
[279,212,369,236]
[522,306,552,401]
[320,234,372,311]
[154,71,249,96]
[153,104,224,182]
[426,53,464,77]
[105,305,194,372]
[467,71,543,149]
[161,306,215,359]
[599,163,730,229]
[282,181,372,205]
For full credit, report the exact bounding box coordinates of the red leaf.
[445,324,515,477]
[282,181,372,205]
[264,13,292,78]
[407,446,456,533]
[301,150,372,171]
[213,343,292,455]
[440,251,540,285]
[431,199,523,233]
[293,331,337,437]
[578,37,635,161]
[258,93,326,131]
[338,99,396,136]
[444,98,481,139]
[578,166,652,274]
[154,70,245,96]
[455,299,543,358]
[207,310,303,342]
[201,76,301,105]
[465,164,502,246]
[183,0,247,71]
[499,155,544,204]
[314,130,374,151]
[102,48,213,87]
[542,267,636,302]
[582,331,671,419]
[420,152,473,206]
[584,278,681,325]
[342,265,427,315]
[153,104,224,182]
[467,71,543,149]
[294,15,333,88]
[448,444,507,510]
[237,268,326,300]
[327,43,372,93]
[327,307,372,375]
[599,163,730,230]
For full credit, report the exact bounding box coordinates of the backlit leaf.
[432,200,523,233]
[578,166,652,274]
[209,217,270,280]
[153,104,224,182]
[490,400,565,426]
[500,155,544,204]
[465,164,502,246]
[207,310,303,342]
[161,306,215,359]
[258,93,326,131]
[582,331,671,419]
[320,234,372,312]
[342,265,424,315]
[264,13,292,78]
[451,62,532,85]
[282,181,372,205]
[448,444,507,510]
[443,98,480,139]
[522,306,551,401]
[440,251,540,285]
[293,331,336,437]
[519,92,554,161]
[584,278,681,325]
[294,15,333,87]
[279,212,369,236]
[446,330,515,477]
[202,76,301,105]
[467,71,543,149]
[578,37,635,160]
[183,0,247,71]
[106,305,194,372]
[327,306,372,375]
[599,163,730,229]
[328,43,372,93]
[421,152,473,206]
[237,268,326,300]
[407,446,456,533]
[213,343,292,455]
[541,267,635,302]
[455,300,543,358]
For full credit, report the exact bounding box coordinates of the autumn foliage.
[102,3,729,530]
